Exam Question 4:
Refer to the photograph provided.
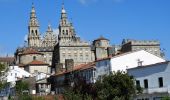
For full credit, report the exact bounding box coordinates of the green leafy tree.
[0,64,12,99]
[0,63,7,89]
[95,71,136,100]
[64,88,93,100]
[63,76,94,100]
[15,80,29,94]
[0,63,6,75]
[63,71,137,100]
[162,96,170,100]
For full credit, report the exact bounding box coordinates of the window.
[63,54,65,58]
[144,79,148,89]
[80,55,83,60]
[68,55,71,58]
[35,30,38,35]
[86,55,88,60]
[31,30,34,34]
[74,54,77,60]
[66,30,68,35]
[33,56,36,60]
[136,80,140,87]
[158,77,163,87]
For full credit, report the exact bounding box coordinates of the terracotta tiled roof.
[74,62,95,71]
[55,62,96,76]
[0,57,15,62]
[20,48,43,55]
[27,60,49,65]
[16,64,25,67]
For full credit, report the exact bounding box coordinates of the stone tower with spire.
[53,4,95,73]
[58,4,76,43]
[15,3,58,66]
[28,3,41,47]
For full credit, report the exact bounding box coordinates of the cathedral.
[15,4,57,67]
[14,3,111,74]
[14,3,162,75]
[52,5,95,73]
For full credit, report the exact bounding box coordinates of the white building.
[0,65,31,96]
[35,72,50,81]
[2,66,31,85]
[128,61,170,100]
[95,50,165,79]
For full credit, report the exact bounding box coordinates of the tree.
[162,96,170,100]
[15,80,29,94]
[63,76,94,100]
[64,88,93,100]
[95,71,136,100]
[0,63,6,89]
[0,63,6,75]
[63,71,137,100]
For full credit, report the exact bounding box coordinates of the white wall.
[96,59,111,80]
[110,50,165,72]
[35,72,50,81]
[128,62,170,99]
[5,66,31,87]
[95,50,165,80]
[26,65,50,74]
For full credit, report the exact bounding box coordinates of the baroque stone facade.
[28,4,57,48]
[52,5,95,73]
[15,4,57,66]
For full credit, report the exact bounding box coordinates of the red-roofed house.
[14,48,51,74]
[24,60,50,74]
[17,48,44,65]
[49,62,96,94]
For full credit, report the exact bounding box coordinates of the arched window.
[35,30,38,35]
[66,30,68,35]
[31,30,34,34]
[62,30,65,35]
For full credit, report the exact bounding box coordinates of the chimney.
[65,59,74,72]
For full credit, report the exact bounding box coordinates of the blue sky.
[0,0,170,59]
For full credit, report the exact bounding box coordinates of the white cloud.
[78,0,98,5]
[79,0,87,5]
[78,0,124,5]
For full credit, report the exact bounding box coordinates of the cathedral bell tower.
[58,4,76,43]
[28,3,41,47]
